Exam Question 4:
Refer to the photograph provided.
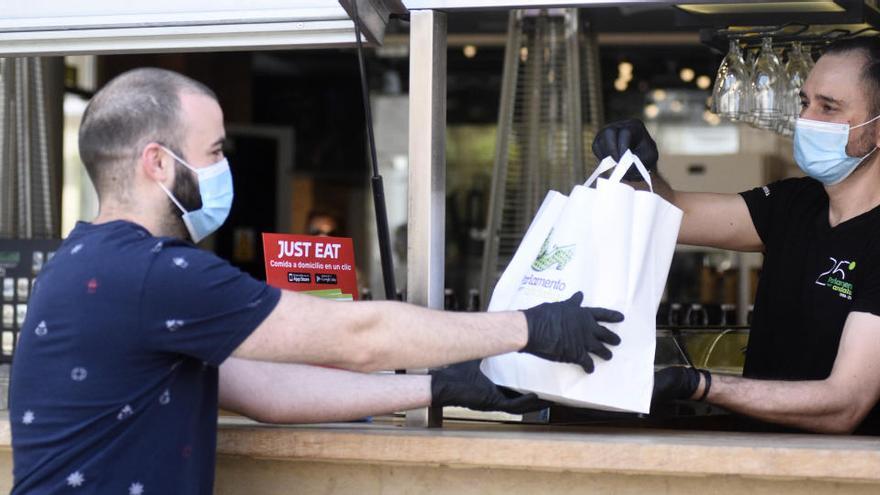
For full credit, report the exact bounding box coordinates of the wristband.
[697,369,712,402]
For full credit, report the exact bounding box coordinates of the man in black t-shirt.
[593,37,880,434]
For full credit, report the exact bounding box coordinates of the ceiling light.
[696,75,712,89]
[679,68,695,83]
[670,100,684,113]
[678,1,844,15]
[644,103,660,119]
[519,47,528,63]
[703,110,721,126]
[618,61,633,76]
[652,89,667,102]
[463,45,477,59]
[614,78,628,92]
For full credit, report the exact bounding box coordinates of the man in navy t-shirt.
[11,222,279,493]
[10,68,624,493]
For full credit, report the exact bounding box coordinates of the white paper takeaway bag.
[481,150,683,413]
[486,190,569,314]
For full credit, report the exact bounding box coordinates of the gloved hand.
[429,360,552,413]
[592,119,659,180]
[521,292,622,373]
[652,366,709,402]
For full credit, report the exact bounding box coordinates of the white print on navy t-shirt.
[66,471,85,487]
[22,410,34,425]
[70,367,88,381]
[166,320,184,332]
[815,257,855,300]
[172,257,189,269]
[71,243,84,255]
[117,404,133,421]
[159,389,171,405]
[151,242,163,253]
[34,320,47,336]
[129,481,145,495]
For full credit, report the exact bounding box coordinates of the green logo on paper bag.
[531,230,575,272]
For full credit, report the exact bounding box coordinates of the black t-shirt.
[741,177,880,433]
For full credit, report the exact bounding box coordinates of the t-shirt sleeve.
[851,250,880,317]
[140,244,281,366]
[739,178,804,249]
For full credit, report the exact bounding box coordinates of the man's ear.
[140,142,171,183]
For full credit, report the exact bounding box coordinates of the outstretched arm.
[219,357,431,423]
[593,119,763,252]
[656,311,880,433]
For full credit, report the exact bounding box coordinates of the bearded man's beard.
[163,164,202,242]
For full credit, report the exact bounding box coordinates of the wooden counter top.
[0,414,878,485]
[211,416,880,483]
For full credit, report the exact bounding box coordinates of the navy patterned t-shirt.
[9,220,281,494]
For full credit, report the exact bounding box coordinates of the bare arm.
[233,291,527,373]
[219,357,431,423]
[696,312,880,433]
[649,172,763,252]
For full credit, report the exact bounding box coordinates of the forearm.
[649,170,676,205]
[236,291,528,372]
[219,357,431,424]
[706,374,862,433]
[339,300,528,372]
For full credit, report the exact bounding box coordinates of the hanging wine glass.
[712,40,750,120]
[742,46,758,127]
[750,37,784,129]
[780,42,812,136]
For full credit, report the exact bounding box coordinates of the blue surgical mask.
[794,115,880,185]
[156,146,233,243]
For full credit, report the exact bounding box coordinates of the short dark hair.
[78,68,217,199]
[822,37,880,116]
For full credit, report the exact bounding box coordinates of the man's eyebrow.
[815,94,843,106]
[211,137,226,148]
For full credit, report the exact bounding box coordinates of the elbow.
[337,309,388,373]
[330,342,384,373]
[812,406,866,435]
[347,347,386,373]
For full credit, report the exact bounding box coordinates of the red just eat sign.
[261,233,358,301]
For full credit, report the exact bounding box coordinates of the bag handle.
[584,149,653,192]
[584,155,618,187]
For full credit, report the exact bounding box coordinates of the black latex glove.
[591,119,659,180]
[521,292,623,373]
[652,366,703,402]
[429,360,552,413]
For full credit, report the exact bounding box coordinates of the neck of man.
[826,153,880,227]
[93,197,187,240]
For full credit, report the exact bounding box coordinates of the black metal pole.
[351,1,398,302]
